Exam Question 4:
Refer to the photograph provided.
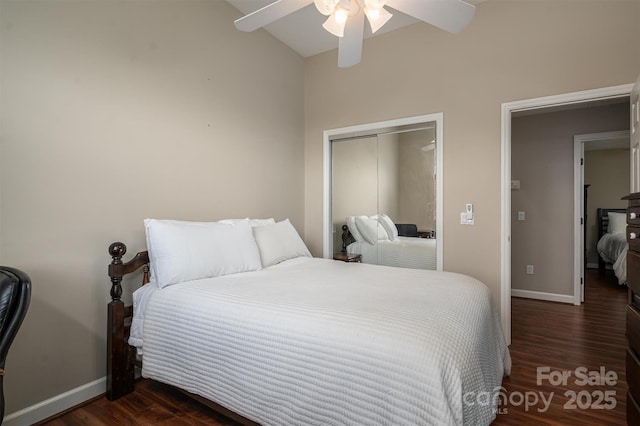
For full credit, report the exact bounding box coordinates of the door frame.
[501,84,633,345]
[573,130,630,304]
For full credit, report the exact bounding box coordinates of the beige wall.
[511,104,629,295]
[0,0,304,415]
[304,1,640,307]
[584,148,630,265]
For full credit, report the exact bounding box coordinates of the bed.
[107,218,511,426]
[596,208,628,284]
[342,214,436,269]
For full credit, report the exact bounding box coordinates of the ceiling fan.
[234,0,476,68]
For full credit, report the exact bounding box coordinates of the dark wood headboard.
[107,242,149,401]
[105,241,265,425]
[341,225,356,252]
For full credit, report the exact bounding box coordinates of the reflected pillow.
[355,215,389,245]
[607,212,626,235]
[144,219,262,288]
[346,216,365,243]
[377,214,399,241]
[253,219,312,267]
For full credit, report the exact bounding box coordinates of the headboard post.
[106,241,150,401]
[108,242,126,302]
[107,242,133,400]
[341,225,350,253]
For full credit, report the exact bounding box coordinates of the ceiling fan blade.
[234,0,314,32]
[338,11,365,68]
[385,0,475,34]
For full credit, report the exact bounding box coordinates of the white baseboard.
[511,288,575,304]
[3,377,105,426]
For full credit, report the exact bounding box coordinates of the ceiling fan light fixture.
[364,5,392,33]
[233,0,477,68]
[314,0,339,16]
[333,6,349,24]
[322,12,347,37]
[364,0,387,9]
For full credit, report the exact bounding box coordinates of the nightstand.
[333,253,362,263]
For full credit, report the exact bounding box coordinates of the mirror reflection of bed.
[341,215,436,269]
[596,208,628,285]
[331,124,438,270]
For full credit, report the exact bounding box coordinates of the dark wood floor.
[39,269,629,425]
[492,268,628,425]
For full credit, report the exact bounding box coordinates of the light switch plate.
[460,212,474,225]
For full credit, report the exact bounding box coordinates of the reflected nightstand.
[333,253,362,263]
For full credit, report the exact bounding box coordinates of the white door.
[631,74,640,192]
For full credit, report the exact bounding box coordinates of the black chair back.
[395,223,418,237]
[0,267,31,424]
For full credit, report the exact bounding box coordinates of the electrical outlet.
[526,265,534,275]
[517,211,525,221]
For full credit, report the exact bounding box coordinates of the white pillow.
[354,215,389,245]
[377,214,399,241]
[218,218,276,227]
[346,216,364,242]
[607,212,627,234]
[252,219,312,267]
[144,219,262,288]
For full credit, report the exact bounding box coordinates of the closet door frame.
[321,113,444,271]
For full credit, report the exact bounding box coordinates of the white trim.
[500,102,512,345]
[322,130,332,259]
[322,113,444,271]
[511,289,575,305]
[501,83,633,346]
[3,377,105,426]
[573,137,584,305]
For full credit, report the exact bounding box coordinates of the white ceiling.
[226,0,483,58]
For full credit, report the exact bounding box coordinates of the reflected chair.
[395,223,418,237]
[0,267,31,424]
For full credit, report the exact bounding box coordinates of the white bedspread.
[131,257,510,426]
[347,236,436,269]
[597,232,628,284]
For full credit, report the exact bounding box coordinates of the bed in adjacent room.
[107,217,511,426]
[596,208,628,284]
[342,214,436,269]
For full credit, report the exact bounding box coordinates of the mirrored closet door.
[330,119,441,270]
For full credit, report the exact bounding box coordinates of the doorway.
[574,130,630,303]
[500,84,633,345]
